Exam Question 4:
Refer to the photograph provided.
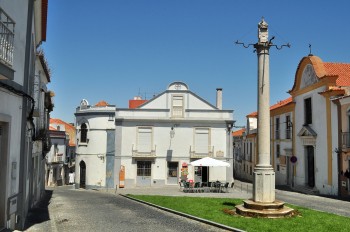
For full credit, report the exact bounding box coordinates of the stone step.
[235,202,294,218]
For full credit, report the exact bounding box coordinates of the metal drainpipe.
[17,0,35,230]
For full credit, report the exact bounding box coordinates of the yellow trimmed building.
[290,55,350,196]
[233,54,350,196]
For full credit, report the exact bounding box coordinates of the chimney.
[216,88,222,110]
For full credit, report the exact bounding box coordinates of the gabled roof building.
[114,82,234,187]
[74,82,234,189]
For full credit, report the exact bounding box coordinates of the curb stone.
[119,194,245,232]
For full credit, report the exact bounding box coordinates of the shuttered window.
[195,128,209,154]
[172,95,183,117]
[138,127,152,152]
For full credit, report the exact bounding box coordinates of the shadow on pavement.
[23,190,53,230]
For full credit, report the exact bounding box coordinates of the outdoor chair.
[194,182,203,193]
[214,181,221,192]
[210,182,216,192]
[179,181,185,192]
[200,182,209,192]
[223,182,229,192]
[182,181,189,192]
[230,182,234,192]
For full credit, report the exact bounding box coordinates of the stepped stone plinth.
[235,199,294,218]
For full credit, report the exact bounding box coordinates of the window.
[137,161,151,176]
[195,128,209,154]
[137,127,152,153]
[33,74,41,114]
[108,114,114,121]
[304,98,312,125]
[80,123,87,143]
[286,115,291,139]
[167,162,178,178]
[277,165,280,172]
[276,144,280,158]
[275,117,280,140]
[54,144,58,154]
[249,142,252,162]
[172,95,184,117]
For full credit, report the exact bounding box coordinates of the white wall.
[294,85,337,194]
[75,109,115,188]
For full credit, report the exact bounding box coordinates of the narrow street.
[23,182,350,232]
[24,186,229,232]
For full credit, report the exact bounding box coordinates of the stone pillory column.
[253,18,275,203]
[235,18,293,217]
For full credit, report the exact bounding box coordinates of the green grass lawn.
[128,195,350,232]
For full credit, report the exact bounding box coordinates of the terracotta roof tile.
[129,99,148,109]
[232,128,245,137]
[248,111,257,117]
[50,118,76,146]
[324,62,350,86]
[270,97,293,111]
[290,56,350,93]
[95,100,109,107]
[246,97,293,118]
[49,126,57,131]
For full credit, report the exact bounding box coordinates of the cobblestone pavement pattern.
[23,180,350,232]
[24,186,230,232]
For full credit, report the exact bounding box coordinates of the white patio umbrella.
[190,157,230,184]
[190,157,230,167]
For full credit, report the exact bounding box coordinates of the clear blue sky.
[42,0,350,128]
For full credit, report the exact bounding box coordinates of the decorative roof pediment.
[167,81,189,91]
[297,125,317,137]
[289,55,350,97]
[297,125,317,146]
[289,55,328,96]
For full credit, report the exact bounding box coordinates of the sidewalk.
[108,180,350,218]
[115,183,252,199]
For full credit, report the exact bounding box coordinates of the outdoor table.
[214,181,221,192]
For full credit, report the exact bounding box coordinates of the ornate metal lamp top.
[235,17,290,50]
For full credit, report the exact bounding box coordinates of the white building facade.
[46,129,67,186]
[115,82,234,187]
[0,0,52,230]
[289,55,347,195]
[75,100,116,189]
[270,98,294,186]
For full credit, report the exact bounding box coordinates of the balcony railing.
[190,146,214,158]
[0,8,15,67]
[132,144,156,158]
[341,132,350,149]
[53,153,64,162]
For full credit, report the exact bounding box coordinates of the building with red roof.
[47,118,76,187]
[235,55,350,197]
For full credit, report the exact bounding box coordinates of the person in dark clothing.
[344,169,350,178]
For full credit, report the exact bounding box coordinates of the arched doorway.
[80,161,86,188]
